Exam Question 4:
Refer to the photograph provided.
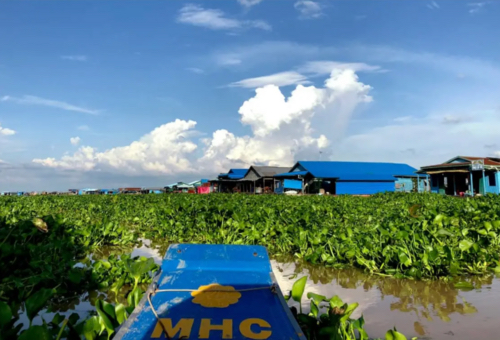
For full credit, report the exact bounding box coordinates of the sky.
[1,0,500,191]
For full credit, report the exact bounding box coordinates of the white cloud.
[33,68,372,176]
[297,61,383,75]
[211,41,326,68]
[70,137,81,146]
[1,95,100,115]
[0,123,16,136]
[294,1,323,19]
[34,120,199,175]
[228,71,310,88]
[61,55,87,62]
[427,1,440,9]
[468,2,489,14]
[348,45,500,83]
[237,0,263,7]
[335,109,500,168]
[201,68,372,171]
[186,67,205,74]
[228,60,381,88]
[77,125,90,131]
[177,4,271,31]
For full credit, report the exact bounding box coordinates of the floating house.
[188,179,209,188]
[78,188,100,195]
[417,156,500,195]
[240,166,291,194]
[100,189,119,195]
[275,161,424,195]
[216,169,248,193]
[140,187,165,194]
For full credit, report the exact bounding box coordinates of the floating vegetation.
[2,192,500,339]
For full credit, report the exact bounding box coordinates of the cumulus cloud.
[33,69,372,177]
[177,4,271,31]
[201,68,372,172]
[0,123,16,136]
[1,95,100,115]
[34,120,198,175]
[70,137,81,146]
[294,1,323,19]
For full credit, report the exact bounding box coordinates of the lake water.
[32,240,500,339]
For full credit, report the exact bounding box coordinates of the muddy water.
[272,260,499,340]
[36,241,500,339]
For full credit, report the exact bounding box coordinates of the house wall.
[395,178,413,192]
[336,181,395,195]
[482,171,499,194]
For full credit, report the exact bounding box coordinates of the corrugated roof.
[336,174,397,181]
[420,156,500,170]
[297,161,418,180]
[229,169,248,175]
[274,171,309,177]
[252,166,291,177]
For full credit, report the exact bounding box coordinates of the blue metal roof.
[229,168,248,175]
[274,171,309,177]
[296,161,418,181]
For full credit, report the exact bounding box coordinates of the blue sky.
[1,0,500,191]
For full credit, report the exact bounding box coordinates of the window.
[489,172,497,187]
[431,176,438,187]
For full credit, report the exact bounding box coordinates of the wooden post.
[482,170,486,195]
[470,172,474,196]
[453,173,456,196]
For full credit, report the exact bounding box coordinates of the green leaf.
[50,313,64,326]
[385,327,408,340]
[459,239,474,252]
[68,312,80,326]
[83,316,100,340]
[68,270,83,284]
[0,301,12,328]
[484,221,493,231]
[127,286,143,311]
[437,228,454,237]
[125,258,155,282]
[291,276,307,304]
[454,281,474,291]
[25,288,54,322]
[18,325,52,340]
[95,300,116,339]
[340,302,359,322]
[310,300,319,318]
[115,303,128,325]
[329,295,344,309]
[398,250,412,267]
[306,292,327,305]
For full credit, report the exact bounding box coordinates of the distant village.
[2,156,499,197]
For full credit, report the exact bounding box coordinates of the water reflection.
[272,258,500,340]
[26,242,500,340]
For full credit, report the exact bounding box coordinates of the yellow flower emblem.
[191,284,241,308]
